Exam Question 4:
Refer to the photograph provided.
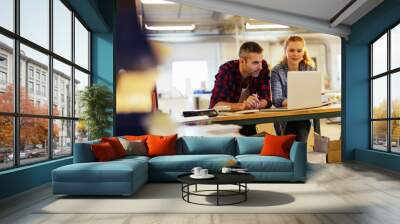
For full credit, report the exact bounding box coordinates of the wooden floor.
[1,162,400,224]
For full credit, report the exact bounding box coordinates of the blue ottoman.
[52,158,148,196]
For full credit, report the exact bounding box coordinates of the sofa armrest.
[289,141,307,181]
[73,142,98,163]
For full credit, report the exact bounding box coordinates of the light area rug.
[38,183,361,214]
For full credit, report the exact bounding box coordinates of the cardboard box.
[327,140,342,163]
[314,133,342,163]
[314,133,329,153]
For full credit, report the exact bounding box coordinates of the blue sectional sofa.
[52,136,307,196]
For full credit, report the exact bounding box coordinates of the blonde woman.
[271,35,315,142]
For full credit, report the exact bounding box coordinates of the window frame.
[0,0,92,171]
[370,20,400,154]
[0,71,7,85]
[0,53,8,88]
[0,53,7,68]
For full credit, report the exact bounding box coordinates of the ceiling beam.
[170,0,351,37]
[66,0,110,32]
[330,0,368,28]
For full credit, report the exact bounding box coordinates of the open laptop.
[261,71,326,111]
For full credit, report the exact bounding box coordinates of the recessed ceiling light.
[245,23,289,30]
[145,24,196,31]
[141,0,175,4]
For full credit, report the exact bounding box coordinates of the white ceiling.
[142,0,384,38]
[226,0,352,22]
[143,4,216,23]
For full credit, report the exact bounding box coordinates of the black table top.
[177,172,255,185]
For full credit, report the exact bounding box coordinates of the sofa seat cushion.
[236,155,293,172]
[117,155,150,162]
[149,154,235,172]
[53,159,147,183]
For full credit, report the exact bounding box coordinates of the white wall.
[219,40,271,65]
[156,42,221,95]
[156,42,221,114]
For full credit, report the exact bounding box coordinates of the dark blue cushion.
[236,137,264,155]
[177,136,236,155]
[73,139,100,163]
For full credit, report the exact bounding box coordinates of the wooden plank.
[210,105,341,125]
[175,105,341,126]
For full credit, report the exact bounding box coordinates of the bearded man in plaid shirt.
[210,42,272,136]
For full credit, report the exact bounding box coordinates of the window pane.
[20,117,49,165]
[53,59,72,117]
[0,34,14,112]
[0,116,13,170]
[0,0,14,31]
[75,120,88,143]
[74,18,89,70]
[74,69,89,118]
[391,72,400,118]
[20,44,49,115]
[391,24,400,70]
[20,0,49,49]
[172,60,209,97]
[53,119,72,158]
[53,0,72,60]
[372,77,387,119]
[372,121,388,151]
[372,33,387,76]
[391,120,400,153]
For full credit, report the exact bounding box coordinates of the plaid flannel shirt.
[209,60,272,108]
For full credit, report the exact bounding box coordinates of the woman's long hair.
[280,35,315,68]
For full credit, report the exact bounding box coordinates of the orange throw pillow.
[146,134,177,157]
[101,137,127,158]
[91,142,117,161]
[124,135,148,141]
[260,134,296,159]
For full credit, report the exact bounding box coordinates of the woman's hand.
[282,99,288,107]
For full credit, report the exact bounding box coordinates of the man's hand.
[214,95,267,111]
[245,94,261,109]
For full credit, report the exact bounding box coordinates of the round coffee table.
[177,173,255,206]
